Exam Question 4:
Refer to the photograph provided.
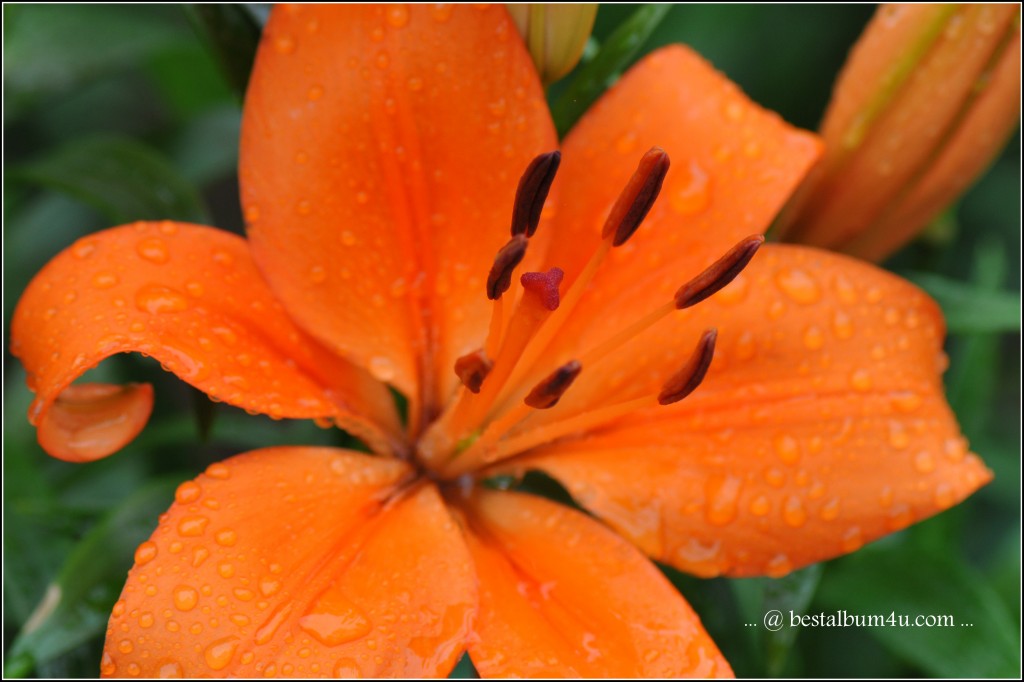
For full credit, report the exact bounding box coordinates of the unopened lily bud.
[776,4,1021,262]
[507,4,598,85]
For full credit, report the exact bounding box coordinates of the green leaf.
[550,4,672,137]
[9,134,209,224]
[904,274,1018,336]
[732,564,824,676]
[183,4,262,100]
[5,478,178,674]
[3,5,187,117]
[815,547,1019,677]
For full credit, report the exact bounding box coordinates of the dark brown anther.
[674,235,765,309]
[454,349,493,394]
[601,147,671,246]
[524,360,582,409]
[511,151,561,237]
[486,234,529,300]
[658,329,717,405]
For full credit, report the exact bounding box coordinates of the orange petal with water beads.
[543,44,820,290]
[462,490,732,678]
[493,245,991,577]
[37,383,152,463]
[102,448,475,678]
[241,4,557,417]
[10,222,400,462]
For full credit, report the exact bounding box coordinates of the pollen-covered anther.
[520,268,564,311]
[486,234,529,300]
[658,329,717,405]
[524,360,582,409]
[674,235,765,309]
[602,147,671,246]
[454,350,493,394]
[511,150,561,237]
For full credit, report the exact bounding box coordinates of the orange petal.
[781,4,1020,253]
[543,44,820,287]
[101,448,475,678]
[10,222,399,461]
[494,245,991,577]
[241,5,557,416]
[36,383,152,462]
[461,490,731,677]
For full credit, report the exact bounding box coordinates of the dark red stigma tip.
[520,267,564,311]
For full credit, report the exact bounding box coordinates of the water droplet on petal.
[157,661,183,678]
[100,651,116,676]
[369,356,395,382]
[775,268,821,304]
[802,326,825,350]
[73,239,98,259]
[704,475,742,526]
[849,369,872,391]
[204,636,240,671]
[386,5,409,27]
[175,480,201,504]
[206,463,231,479]
[178,515,209,537]
[137,237,170,264]
[914,451,935,473]
[299,591,371,646]
[255,603,293,645]
[782,496,807,528]
[173,585,199,611]
[136,284,188,314]
[135,540,158,565]
[670,160,710,215]
[773,434,800,464]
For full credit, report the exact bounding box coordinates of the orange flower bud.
[777,4,1021,261]
[507,4,598,85]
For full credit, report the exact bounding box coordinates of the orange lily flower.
[776,3,1021,261]
[10,5,993,678]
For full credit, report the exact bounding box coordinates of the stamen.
[454,350,493,394]
[523,360,582,409]
[658,328,717,404]
[511,151,561,237]
[674,235,764,309]
[486,234,529,300]
[601,147,671,246]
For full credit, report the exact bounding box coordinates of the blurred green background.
[3,4,1019,678]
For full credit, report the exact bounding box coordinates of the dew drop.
[192,547,210,568]
[72,239,98,259]
[204,636,240,671]
[178,515,209,537]
[933,484,955,509]
[704,475,742,526]
[668,159,711,215]
[773,434,800,464]
[296,200,312,216]
[385,5,409,27]
[749,495,770,516]
[206,463,231,479]
[888,421,910,449]
[309,265,327,284]
[775,268,821,304]
[157,661,184,678]
[233,588,255,602]
[92,272,119,289]
[135,541,158,565]
[369,356,396,382]
[173,586,199,612]
[118,638,134,654]
[259,577,281,597]
[136,284,189,314]
[914,451,935,473]
[766,554,792,577]
[274,35,295,54]
[100,651,116,676]
[175,480,202,504]
[819,497,841,521]
[782,496,807,528]
[137,237,170,264]
[307,84,324,101]
[802,326,825,350]
[299,592,371,646]
[139,611,155,628]
[849,369,872,391]
[215,529,238,547]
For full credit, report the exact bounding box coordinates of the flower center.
[414,148,763,481]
